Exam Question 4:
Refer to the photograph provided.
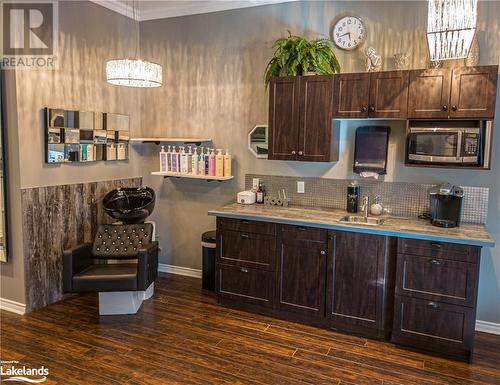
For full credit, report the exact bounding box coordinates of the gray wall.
[139,0,500,323]
[0,1,143,305]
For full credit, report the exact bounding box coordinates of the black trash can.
[201,230,217,291]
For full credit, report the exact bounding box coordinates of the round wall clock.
[332,16,366,50]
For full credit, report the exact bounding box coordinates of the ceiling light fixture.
[427,0,478,61]
[106,1,162,87]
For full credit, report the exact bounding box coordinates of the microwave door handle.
[456,130,463,161]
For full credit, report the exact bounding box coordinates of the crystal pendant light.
[106,1,162,88]
[427,0,478,61]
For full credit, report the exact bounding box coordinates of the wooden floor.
[1,273,500,385]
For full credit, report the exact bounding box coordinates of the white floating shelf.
[151,171,234,182]
[130,137,212,144]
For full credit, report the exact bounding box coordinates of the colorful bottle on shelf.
[171,146,178,173]
[187,146,193,174]
[179,146,188,174]
[208,149,216,176]
[166,145,172,172]
[204,148,210,175]
[223,149,231,177]
[159,145,167,172]
[191,147,198,175]
[198,147,205,175]
[215,149,224,177]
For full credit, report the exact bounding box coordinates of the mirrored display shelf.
[45,108,130,164]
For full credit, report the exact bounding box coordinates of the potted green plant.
[264,32,341,86]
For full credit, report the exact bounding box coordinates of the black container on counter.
[347,182,360,213]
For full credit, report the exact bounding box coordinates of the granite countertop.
[208,203,494,247]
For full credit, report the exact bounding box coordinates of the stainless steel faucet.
[361,196,370,219]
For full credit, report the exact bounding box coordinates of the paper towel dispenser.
[353,126,390,175]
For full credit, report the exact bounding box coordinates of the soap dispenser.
[198,147,205,175]
[223,149,231,177]
[191,147,199,175]
[159,145,167,172]
[208,149,216,176]
[215,149,224,177]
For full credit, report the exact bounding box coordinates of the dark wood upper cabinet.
[268,75,338,162]
[327,231,395,336]
[278,234,327,317]
[450,65,498,119]
[268,76,300,160]
[368,70,409,118]
[298,75,335,161]
[332,73,370,118]
[408,69,452,119]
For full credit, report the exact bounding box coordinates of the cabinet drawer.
[396,254,478,307]
[392,296,475,354]
[281,225,327,243]
[219,230,276,271]
[398,238,480,263]
[218,264,275,308]
[220,218,276,236]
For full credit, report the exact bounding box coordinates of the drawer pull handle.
[430,242,442,248]
[241,220,250,224]
[296,226,307,231]
[427,302,440,309]
[429,259,441,265]
[240,234,249,238]
[240,267,249,273]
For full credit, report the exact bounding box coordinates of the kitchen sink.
[339,215,385,226]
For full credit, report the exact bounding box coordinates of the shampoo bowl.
[103,187,155,224]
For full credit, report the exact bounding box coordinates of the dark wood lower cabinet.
[277,228,327,317]
[326,231,396,338]
[216,218,482,362]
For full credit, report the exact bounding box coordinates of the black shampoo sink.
[103,187,155,224]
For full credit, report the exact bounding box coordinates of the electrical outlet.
[252,178,260,190]
[297,181,305,194]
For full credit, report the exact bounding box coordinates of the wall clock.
[332,16,366,50]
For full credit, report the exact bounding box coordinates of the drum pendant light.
[106,1,162,87]
[427,0,478,61]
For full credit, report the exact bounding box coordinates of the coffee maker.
[429,183,464,228]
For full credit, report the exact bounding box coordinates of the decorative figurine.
[365,47,382,72]
[393,52,410,70]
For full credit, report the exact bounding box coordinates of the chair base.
[98,282,155,315]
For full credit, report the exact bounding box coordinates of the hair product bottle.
[215,149,224,177]
[159,145,167,172]
[208,149,216,176]
[223,149,231,177]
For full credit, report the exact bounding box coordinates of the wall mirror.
[45,108,130,163]
[248,125,268,159]
[0,73,8,262]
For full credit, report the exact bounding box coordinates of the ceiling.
[92,0,295,21]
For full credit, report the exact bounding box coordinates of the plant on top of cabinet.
[264,32,341,86]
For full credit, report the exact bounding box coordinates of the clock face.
[333,16,366,50]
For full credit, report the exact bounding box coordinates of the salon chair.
[63,222,158,315]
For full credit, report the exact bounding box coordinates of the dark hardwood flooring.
[1,273,499,385]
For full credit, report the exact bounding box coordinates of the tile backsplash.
[245,174,489,225]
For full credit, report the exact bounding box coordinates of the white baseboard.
[0,297,26,315]
[476,320,500,335]
[159,263,202,278]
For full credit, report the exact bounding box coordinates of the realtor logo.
[1,1,58,69]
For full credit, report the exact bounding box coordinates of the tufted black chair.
[63,223,158,293]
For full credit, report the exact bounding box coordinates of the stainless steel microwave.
[407,121,492,167]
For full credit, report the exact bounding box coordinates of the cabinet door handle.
[429,259,441,265]
[241,220,250,224]
[442,105,448,112]
[427,302,440,309]
[291,150,296,155]
[240,267,249,273]
[296,226,307,231]
[430,242,442,248]
[451,105,457,111]
[240,233,249,238]
[361,106,367,112]
[298,151,303,156]
[368,106,375,112]
[320,250,326,255]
